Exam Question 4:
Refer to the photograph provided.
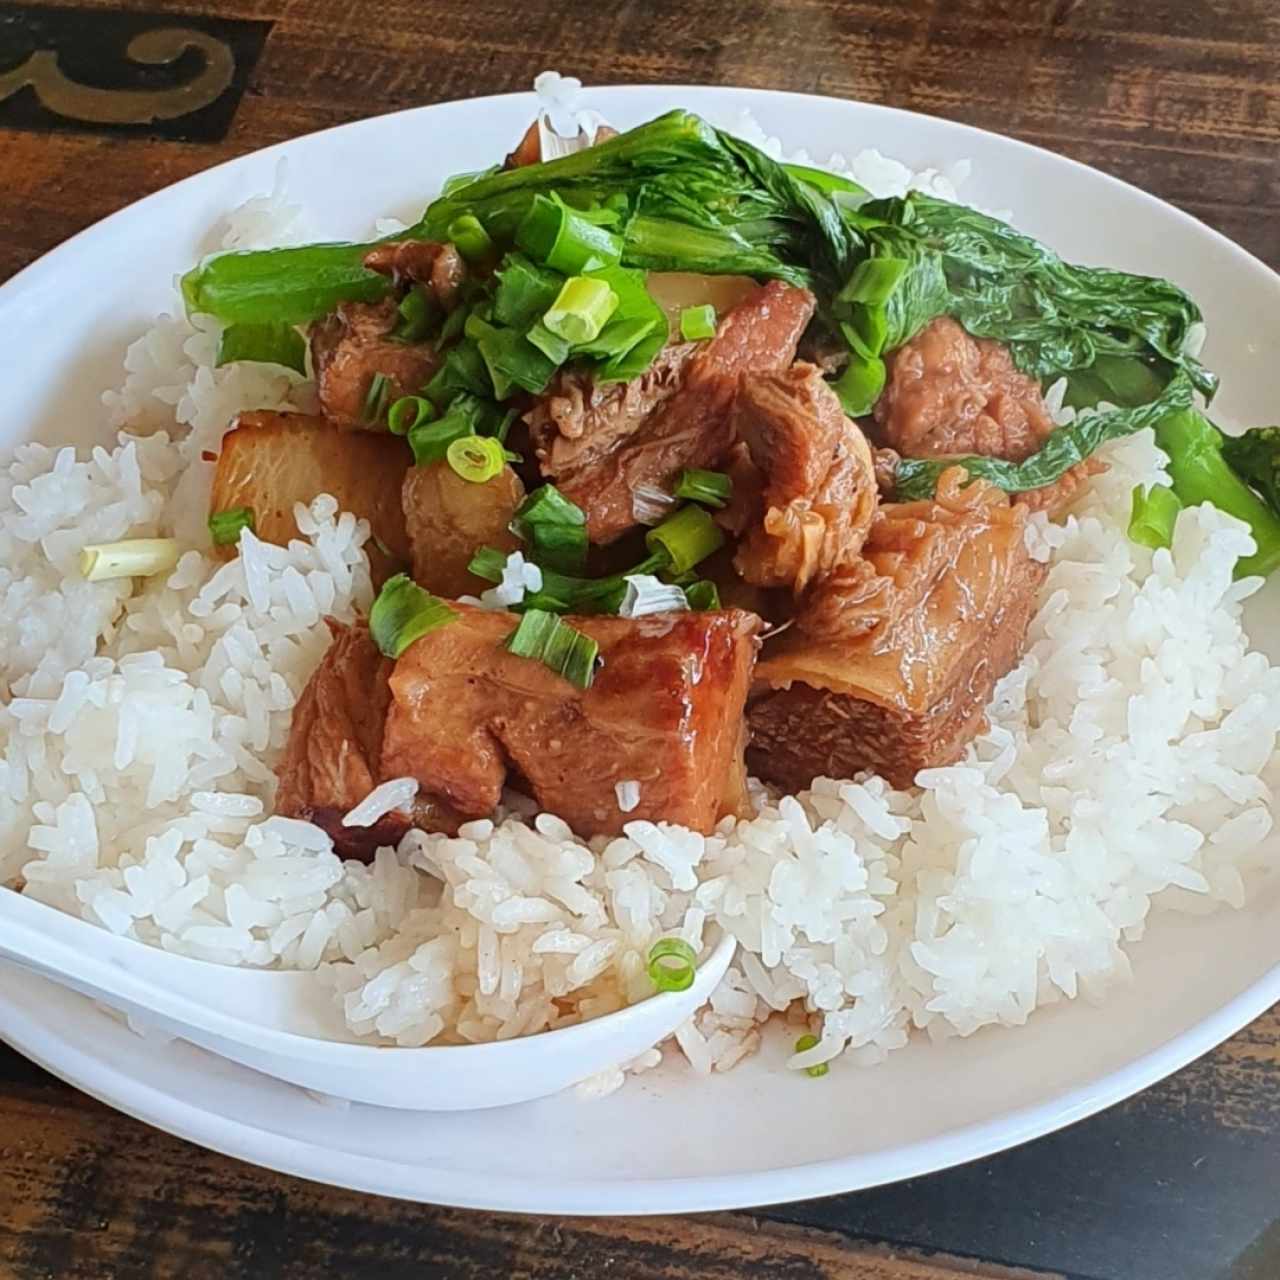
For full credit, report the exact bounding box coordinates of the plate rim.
[3,81,1279,1213]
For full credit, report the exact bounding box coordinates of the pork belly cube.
[274,621,458,859]
[383,606,762,836]
[211,411,411,582]
[748,470,1045,790]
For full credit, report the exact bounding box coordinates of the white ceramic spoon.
[0,887,734,1110]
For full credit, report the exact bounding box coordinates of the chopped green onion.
[511,484,589,574]
[683,579,721,611]
[387,395,435,436]
[1128,483,1182,550]
[79,538,181,582]
[831,352,886,418]
[467,546,508,583]
[208,506,255,546]
[526,320,572,364]
[542,276,620,345]
[392,287,437,343]
[446,435,507,484]
[836,257,909,307]
[516,194,623,275]
[794,1033,829,1078]
[447,214,494,262]
[494,253,566,329]
[504,608,599,689]
[619,574,689,618]
[466,315,558,398]
[425,339,491,406]
[843,304,889,359]
[678,304,717,341]
[406,392,501,465]
[647,937,697,993]
[645,504,725,576]
[215,322,307,375]
[674,468,732,510]
[362,372,394,425]
[369,573,457,659]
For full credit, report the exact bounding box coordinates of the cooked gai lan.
[4,92,1280,1084]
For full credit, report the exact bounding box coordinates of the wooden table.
[1,2,1278,1276]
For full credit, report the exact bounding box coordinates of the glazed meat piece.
[875,316,1055,463]
[383,606,761,836]
[730,363,879,594]
[748,469,1045,789]
[402,461,525,597]
[211,411,411,583]
[363,240,467,311]
[525,280,816,543]
[310,298,440,430]
[275,622,458,859]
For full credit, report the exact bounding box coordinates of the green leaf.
[1220,426,1280,514]
[493,253,565,329]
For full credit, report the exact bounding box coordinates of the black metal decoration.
[0,4,271,142]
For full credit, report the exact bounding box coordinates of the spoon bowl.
[0,887,735,1110]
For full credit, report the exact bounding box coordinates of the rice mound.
[2,97,1279,1088]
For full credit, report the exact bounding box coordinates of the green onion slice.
[678,304,717,341]
[392,287,436,343]
[542,276,620,345]
[511,484,589,575]
[362,371,394,425]
[831,351,886,418]
[1128,482,1182,550]
[447,213,494,262]
[387,395,435,437]
[516,194,623,275]
[683,579,721,611]
[645,504,725,576]
[836,257,909,307]
[647,937,697,993]
[446,434,507,484]
[369,573,457,659]
[208,506,255,547]
[794,1033,830,1078]
[674,468,732,510]
[504,608,599,689]
[79,538,181,582]
[619,574,689,618]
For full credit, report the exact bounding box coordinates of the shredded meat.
[748,469,1046,788]
[1015,457,1108,518]
[875,316,1055,462]
[729,363,878,594]
[525,280,816,544]
[380,606,761,836]
[274,622,459,858]
[310,298,440,431]
[363,240,466,310]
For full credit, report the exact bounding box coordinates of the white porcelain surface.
[0,889,737,1110]
[1,84,1278,1212]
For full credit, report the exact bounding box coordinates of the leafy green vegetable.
[493,254,565,329]
[1221,427,1280,514]
[215,323,307,375]
[407,393,508,466]
[894,373,1196,499]
[182,242,390,326]
[1155,410,1280,579]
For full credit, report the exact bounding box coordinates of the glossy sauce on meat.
[875,316,1055,462]
[383,606,761,836]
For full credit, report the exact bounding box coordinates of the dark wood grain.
[2,2,1279,1278]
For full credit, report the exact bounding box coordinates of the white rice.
[2,78,1278,1082]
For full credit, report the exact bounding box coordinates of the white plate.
[2,84,1279,1213]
